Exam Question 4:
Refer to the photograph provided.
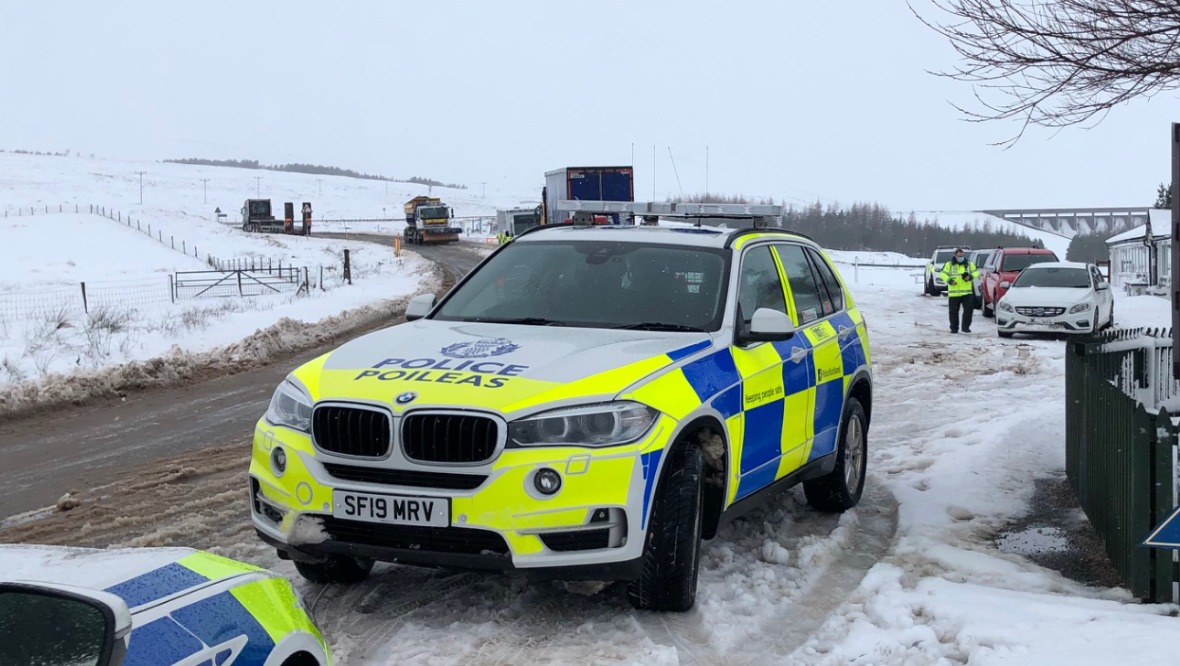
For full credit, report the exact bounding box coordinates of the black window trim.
[803,246,846,316]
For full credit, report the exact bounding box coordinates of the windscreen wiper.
[473,317,564,326]
[613,322,706,332]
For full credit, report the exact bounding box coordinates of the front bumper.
[996,308,1096,334]
[249,418,668,580]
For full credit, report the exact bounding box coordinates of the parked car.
[0,545,332,666]
[250,222,874,612]
[924,246,969,296]
[968,249,995,309]
[980,246,1059,318]
[994,261,1114,338]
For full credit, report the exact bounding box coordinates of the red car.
[980,246,1060,318]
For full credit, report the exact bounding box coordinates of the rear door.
[774,243,845,470]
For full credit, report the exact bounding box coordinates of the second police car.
[250,214,873,612]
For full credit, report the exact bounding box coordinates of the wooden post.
[320,265,324,290]
[80,282,88,314]
[171,236,174,250]
[344,249,352,285]
[183,241,186,254]
[169,274,175,303]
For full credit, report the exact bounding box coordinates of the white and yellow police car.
[250,209,872,612]
[0,545,332,666]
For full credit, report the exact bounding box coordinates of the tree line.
[163,158,467,189]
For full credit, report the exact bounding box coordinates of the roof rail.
[723,227,815,248]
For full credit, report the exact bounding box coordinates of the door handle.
[789,347,808,364]
[838,325,852,341]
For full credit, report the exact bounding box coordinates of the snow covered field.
[0,153,536,412]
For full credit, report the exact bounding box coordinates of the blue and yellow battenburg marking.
[103,551,327,666]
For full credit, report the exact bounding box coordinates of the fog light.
[271,447,287,475]
[534,468,562,495]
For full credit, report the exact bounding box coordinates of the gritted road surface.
[0,236,485,521]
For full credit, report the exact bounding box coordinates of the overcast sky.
[2,0,1177,212]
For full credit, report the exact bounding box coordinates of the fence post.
[80,282,88,314]
[158,230,161,242]
[319,265,324,290]
[169,274,175,303]
[344,249,352,285]
[237,270,243,297]
[183,241,186,254]
[59,204,62,213]
[171,236,174,250]
[137,220,140,231]
[118,211,121,222]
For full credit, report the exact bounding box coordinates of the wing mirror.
[739,307,797,345]
[0,582,132,666]
[1000,281,1011,289]
[404,293,436,321]
[1097,280,1110,291]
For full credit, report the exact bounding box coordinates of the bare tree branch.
[910,0,1180,146]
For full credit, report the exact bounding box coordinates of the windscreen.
[934,250,955,264]
[1012,267,1090,288]
[433,240,729,331]
[418,205,449,220]
[1002,253,1056,271]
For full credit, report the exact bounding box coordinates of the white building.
[1105,209,1172,294]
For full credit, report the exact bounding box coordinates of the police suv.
[250,203,873,612]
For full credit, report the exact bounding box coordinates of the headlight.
[509,401,658,447]
[265,380,313,432]
[1069,302,1092,314]
[998,301,1014,313]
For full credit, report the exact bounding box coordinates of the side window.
[775,244,825,325]
[805,248,845,313]
[736,245,787,330]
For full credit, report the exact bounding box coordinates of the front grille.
[402,413,499,464]
[539,529,613,552]
[323,463,487,490]
[1016,306,1066,317]
[321,518,509,555]
[313,406,392,458]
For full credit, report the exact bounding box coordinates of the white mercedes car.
[995,261,1114,338]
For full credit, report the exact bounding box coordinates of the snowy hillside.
[0,152,537,411]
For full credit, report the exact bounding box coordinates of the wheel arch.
[657,412,731,541]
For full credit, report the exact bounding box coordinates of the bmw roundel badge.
[395,392,417,405]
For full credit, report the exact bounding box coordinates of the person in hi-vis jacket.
[939,247,980,334]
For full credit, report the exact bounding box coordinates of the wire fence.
[0,204,385,326]
[0,277,173,322]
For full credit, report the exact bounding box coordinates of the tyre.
[982,294,994,318]
[1093,310,1100,333]
[627,443,705,612]
[1107,304,1115,329]
[294,555,374,584]
[804,397,868,513]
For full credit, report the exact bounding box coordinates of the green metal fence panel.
[1065,328,1177,602]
